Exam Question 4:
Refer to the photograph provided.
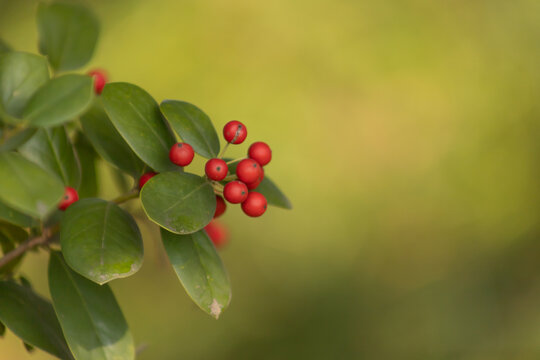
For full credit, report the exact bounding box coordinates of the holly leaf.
[0,280,73,360]
[161,228,230,319]
[19,126,81,189]
[23,74,94,127]
[102,83,178,173]
[0,51,49,118]
[80,104,146,177]
[0,152,64,218]
[160,100,220,158]
[0,200,37,228]
[0,128,37,152]
[60,198,143,285]
[141,172,215,234]
[73,133,99,198]
[37,2,99,72]
[48,252,134,360]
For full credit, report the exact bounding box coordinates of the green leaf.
[0,200,37,228]
[161,228,231,319]
[102,83,177,172]
[0,39,11,54]
[0,51,49,118]
[60,198,143,285]
[23,74,93,127]
[141,172,215,234]
[73,133,99,198]
[80,104,146,177]
[24,342,35,353]
[256,177,292,209]
[0,321,5,337]
[0,222,28,275]
[19,126,81,188]
[0,128,37,152]
[0,152,64,218]
[160,100,220,158]
[48,252,135,360]
[37,2,99,72]
[0,280,73,360]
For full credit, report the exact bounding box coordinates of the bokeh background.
[1,0,540,358]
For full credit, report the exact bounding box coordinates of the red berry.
[248,142,272,166]
[241,192,267,217]
[223,121,247,144]
[169,142,194,166]
[246,167,264,190]
[205,220,228,248]
[214,196,227,218]
[223,181,248,204]
[58,187,79,211]
[236,159,262,184]
[138,172,157,189]
[205,158,228,181]
[87,69,107,95]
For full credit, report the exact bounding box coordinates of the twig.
[0,229,54,269]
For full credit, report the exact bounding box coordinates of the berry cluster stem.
[218,142,230,159]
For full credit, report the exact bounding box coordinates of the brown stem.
[0,228,55,269]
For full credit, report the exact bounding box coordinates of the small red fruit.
[169,142,194,166]
[139,172,157,189]
[246,167,264,190]
[205,158,228,181]
[241,192,267,217]
[248,142,272,166]
[223,120,247,144]
[214,196,227,218]
[236,158,262,184]
[223,181,248,204]
[58,187,79,211]
[87,69,107,95]
[205,221,228,248]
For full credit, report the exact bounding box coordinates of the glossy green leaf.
[0,280,73,360]
[37,2,99,71]
[141,172,215,234]
[48,252,134,360]
[0,128,37,152]
[73,133,99,198]
[19,126,81,188]
[161,228,231,319]
[0,200,36,228]
[60,198,143,285]
[23,74,94,127]
[0,51,49,118]
[102,83,177,172]
[0,152,64,218]
[80,104,146,177]
[0,222,28,275]
[256,177,292,209]
[160,100,220,158]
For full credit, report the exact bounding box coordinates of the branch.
[0,229,53,269]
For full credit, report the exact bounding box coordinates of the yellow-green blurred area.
[2,0,540,358]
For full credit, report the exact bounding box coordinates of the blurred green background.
[2,0,540,358]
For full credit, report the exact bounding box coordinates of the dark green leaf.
[161,228,231,319]
[102,83,177,172]
[18,275,32,289]
[0,321,5,337]
[160,100,220,158]
[60,198,143,284]
[141,172,215,234]
[48,252,135,360]
[0,280,73,359]
[0,51,49,118]
[80,104,146,177]
[0,222,28,275]
[0,128,37,152]
[37,2,99,72]
[0,152,64,218]
[73,133,99,198]
[24,342,35,353]
[19,126,81,188]
[256,177,292,209]
[0,200,36,227]
[23,74,94,127]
